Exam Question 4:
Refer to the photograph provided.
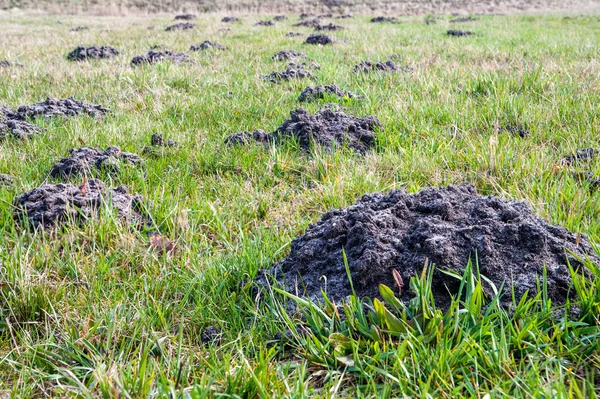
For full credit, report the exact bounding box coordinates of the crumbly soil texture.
[298,85,360,102]
[67,46,120,61]
[226,108,381,153]
[190,41,227,51]
[371,16,397,23]
[255,20,275,26]
[447,29,475,37]
[165,23,196,31]
[262,67,315,83]
[17,97,109,119]
[294,19,323,28]
[131,50,194,66]
[263,184,597,308]
[14,179,152,231]
[561,148,597,165]
[315,23,344,31]
[151,133,177,147]
[175,14,196,20]
[305,34,334,45]
[0,174,13,186]
[0,106,41,140]
[49,147,142,179]
[353,60,406,73]
[272,50,306,61]
[221,17,240,23]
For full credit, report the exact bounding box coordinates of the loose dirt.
[131,50,194,66]
[255,20,275,26]
[561,148,597,165]
[151,133,177,147]
[262,184,597,308]
[298,85,360,102]
[450,16,478,23]
[0,174,13,186]
[315,23,344,31]
[175,14,196,20]
[272,50,306,61]
[14,179,151,231]
[353,60,406,73]
[226,108,380,153]
[67,46,120,61]
[190,41,227,51]
[221,17,241,23]
[262,68,315,83]
[165,23,196,31]
[49,147,141,179]
[447,29,475,37]
[305,34,334,45]
[371,17,397,23]
[16,97,109,119]
[0,106,41,140]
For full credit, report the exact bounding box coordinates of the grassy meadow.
[0,11,599,397]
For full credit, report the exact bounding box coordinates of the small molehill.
[0,60,24,68]
[353,60,407,73]
[255,20,275,26]
[371,16,397,23]
[190,41,227,51]
[298,85,360,102]
[165,23,196,31]
[131,50,194,66]
[305,34,334,45]
[294,19,323,28]
[450,16,478,23]
[274,15,288,21]
[17,97,109,119]
[286,32,304,37]
[49,147,142,179]
[226,108,381,153]
[67,46,120,61]
[14,179,151,231]
[221,17,241,23]
[315,23,344,31]
[447,29,475,37]
[561,148,597,165]
[300,13,316,19]
[175,14,196,20]
[336,14,353,19]
[151,133,177,147]
[262,68,315,83]
[0,106,41,140]
[261,184,597,308]
[0,174,13,186]
[272,50,306,61]
[69,26,89,32]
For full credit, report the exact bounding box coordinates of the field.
[0,10,600,398]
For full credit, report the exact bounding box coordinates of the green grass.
[0,12,599,398]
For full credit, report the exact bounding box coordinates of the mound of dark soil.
[294,19,323,28]
[190,41,227,51]
[16,98,109,119]
[300,13,316,19]
[353,60,405,73]
[175,14,196,20]
[255,20,275,26]
[371,16,397,23]
[272,50,305,61]
[0,174,13,186]
[287,60,320,70]
[67,46,120,61]
[226,108,380,153]
[561,148,597,165]
[573,172,600,191]
[263,68,315,83]
[49,147,141,179]
[165,23,196,31]
[0,107,41,140]
[69,26,89,32]
[450,16,478,23]
[286,32,304,37]
[315,23,344,31]
[0,61,24,68]
[131,50,194,66]
[14,179,151,230]
[336,14,353,19]
[305,34,334,45]
[151,133,177,147]
[221,17,241,23]
[274,15,288,21]
[500,124,529,138]
[263,184,597,308]
[447,29,475,37]
[298,85,360,102]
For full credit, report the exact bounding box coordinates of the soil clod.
[0,174,13,186]
[371,16,397,23]
[16,97,109,119]
[272,50,305,61]
[447,29,475,37]
[14,179,151,231]
[165,23,196,31]
[262,68,315,83]
[49,147,142,179]
[294,18,323,28]
[298,85,360,102]
[174,14,196,20]
[201,326,223,345]
[69,26,89,32]
[131,50,194,66]
[151,134,177,147]
[221,17,241,23]
[315,23,344,31]
[0,106,41,140]
[255,20,275,26]
[262,184,597,308]
[274,15,288,21]
[67,46,120,61]
[561,148,597,165]
[353,60,406,73]
[226,108,380,153]
[305,34,334,45]
[190,41,227,51]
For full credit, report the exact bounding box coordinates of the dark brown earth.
[562,148,597,165]
[315,23,344,31]
[262,68,315,83]
[353,60,406,73]
[49,147,142,179]
[67,46,120,61]
[447,29,475,37]
[262,184,597,308]
[274,15,288,21]
[0,174,13,186]
[131,50,194,66]
[165,23,196,31]
[16,97,109,119]
[255,20,275,26]
[0,61,24,68]
[287,60,320,70]
[69,26,89,32]
[13,179,151,231]
[190,41,227,51]
[221,17,241,23]
[450,16,478,23]
[500,124,529,138]
[226,108,381,153]
[286,32,304,37]
[174,14,196,20]
[272,50,306,61]
[298,85,360,102]
[294,18,323,28]
[305,34,334,45]
[371,16,397,23]
[0,106,41,140]
[151,133,177,147]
